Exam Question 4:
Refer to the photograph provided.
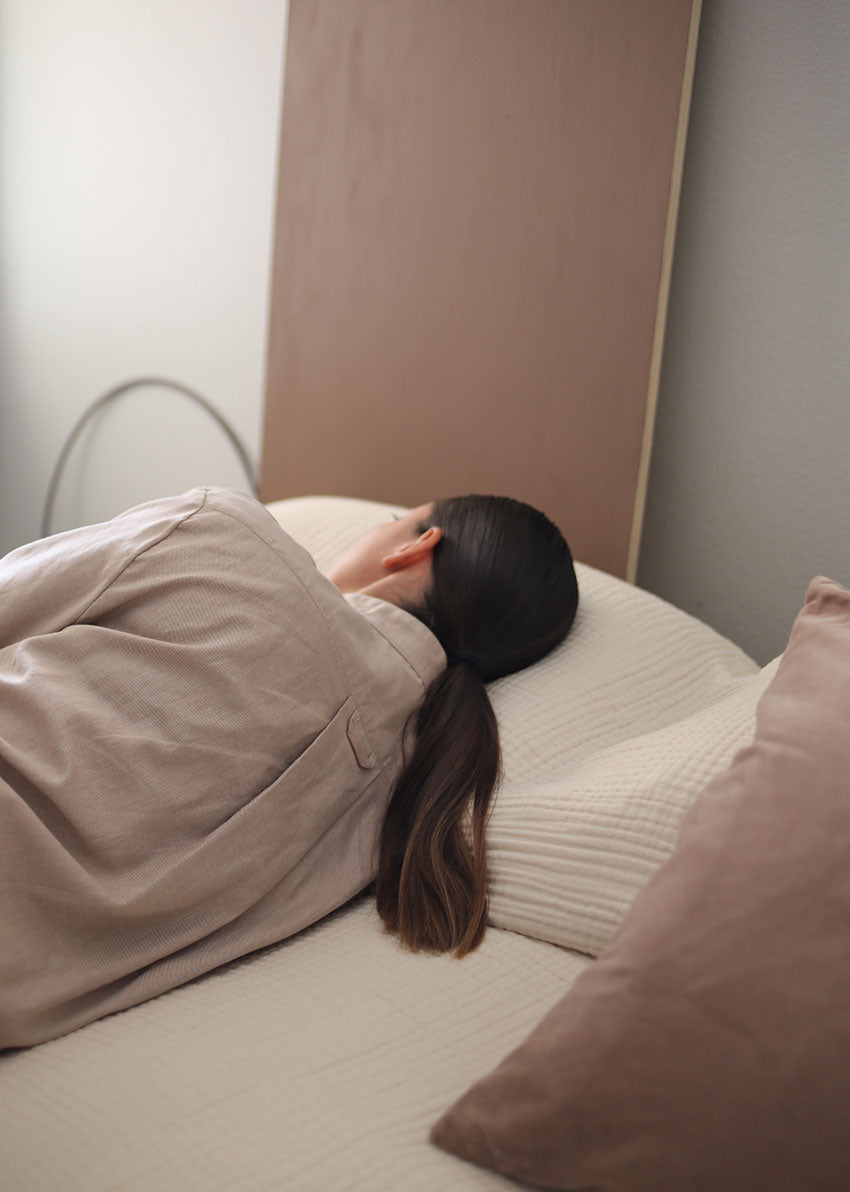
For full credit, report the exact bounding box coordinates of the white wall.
[638,0,850,663]
[0,0,288,550]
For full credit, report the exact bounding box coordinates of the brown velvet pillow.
[431,576,850,1192]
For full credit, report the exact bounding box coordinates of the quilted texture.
[486,658,778,955]
[0,898,589,1192]
[268,495,760,954]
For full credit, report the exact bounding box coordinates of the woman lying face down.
[0,488,578,1047]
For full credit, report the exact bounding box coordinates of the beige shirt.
[0,488,445,1048]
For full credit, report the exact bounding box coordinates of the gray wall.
[639,0,850,663]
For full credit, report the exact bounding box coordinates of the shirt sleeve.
[0,489,207,647]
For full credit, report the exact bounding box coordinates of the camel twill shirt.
[0,487,445,1047]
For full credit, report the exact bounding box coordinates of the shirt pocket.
[185,695,385,916]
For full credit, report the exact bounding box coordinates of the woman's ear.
[381,526,442,572]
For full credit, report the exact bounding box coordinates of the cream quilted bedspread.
[1,897,589,1191]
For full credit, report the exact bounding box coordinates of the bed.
[4,7,848,1183]
[6,494,846,1192]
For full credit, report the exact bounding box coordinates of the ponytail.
[375,493,578,958]
[375,660,499,956]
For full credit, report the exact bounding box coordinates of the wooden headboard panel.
[261,0,701,580]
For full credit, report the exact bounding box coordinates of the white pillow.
[487,659,778,956]
[266,495,763,954]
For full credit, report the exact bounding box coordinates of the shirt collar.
[344,592,446,692]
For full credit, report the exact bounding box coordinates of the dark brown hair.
[375,495,579,956]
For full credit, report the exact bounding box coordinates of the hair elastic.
[451,651,484,676]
